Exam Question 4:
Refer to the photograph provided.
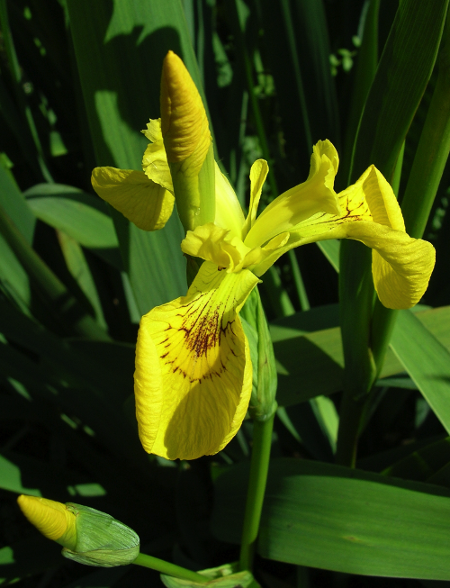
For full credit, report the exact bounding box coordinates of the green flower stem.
[239,411,275,572]
[363,142,404,379]
[335,242,375,467]
[133,553,209,583]
[336,142,405,467]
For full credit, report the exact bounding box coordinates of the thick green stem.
[239,412,275,572]
[133,553,209,583]
[335,243,375,467]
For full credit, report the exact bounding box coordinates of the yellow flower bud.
[159,51,215,231]
[160,51,211,175]
[17,495,77,550]
[18,495,140,568]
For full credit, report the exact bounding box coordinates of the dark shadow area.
[274,333,344,406]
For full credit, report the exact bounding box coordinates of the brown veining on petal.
[156,288,239,384]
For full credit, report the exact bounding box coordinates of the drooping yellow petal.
[134,261,260,460]
[344,222,436,309]
[353,165,405,231]
[214,163,246,239]
[249,165,435,308]
[160,51,211,176]
[249,166,374,274]
[245,140,341,248]
[17,495,77,550]
[141,118,173,192]
[182,223,261,272]
[91,167,174,231]
[242,159,269,239]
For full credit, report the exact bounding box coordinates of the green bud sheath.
[62,503,140,568]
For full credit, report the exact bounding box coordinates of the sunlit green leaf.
[390,309,450,434]
[212,458,450,579]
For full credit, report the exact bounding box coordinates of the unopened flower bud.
[18,495,139,568]
[160,51,211,175]
[160,51,215,231]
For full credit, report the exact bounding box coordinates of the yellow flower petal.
[17,495,77,549]
[249,164,435,307]
[245,140,341,248]
[142,118,163,143]
[249,232,290,276]
[182,223,261,272]
[242,159,269,238]
[344,222,436,309]
[134,261,260,460]
[160,51,211,176]
[141,118,173,192]
[249,166,374,274]
[352,165,405,231]
[214,163,246,239]
[308,139,339,180]
[91,167,174,231]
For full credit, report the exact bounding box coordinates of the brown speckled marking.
[160,289,239,384]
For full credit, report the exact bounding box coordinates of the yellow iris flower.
[92,52,435,461]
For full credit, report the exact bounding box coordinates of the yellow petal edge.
[91,167,174,231]
[134,261,260,460]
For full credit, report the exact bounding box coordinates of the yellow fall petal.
[249,164,435,308]
[352,165,405,231]
[160,51,211,176]
[91,167,174,231]
[141,118,173,192]
[245,140,341,248]
[17,495,77,549]
[134,261,260,460]
[344,222,436,309]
